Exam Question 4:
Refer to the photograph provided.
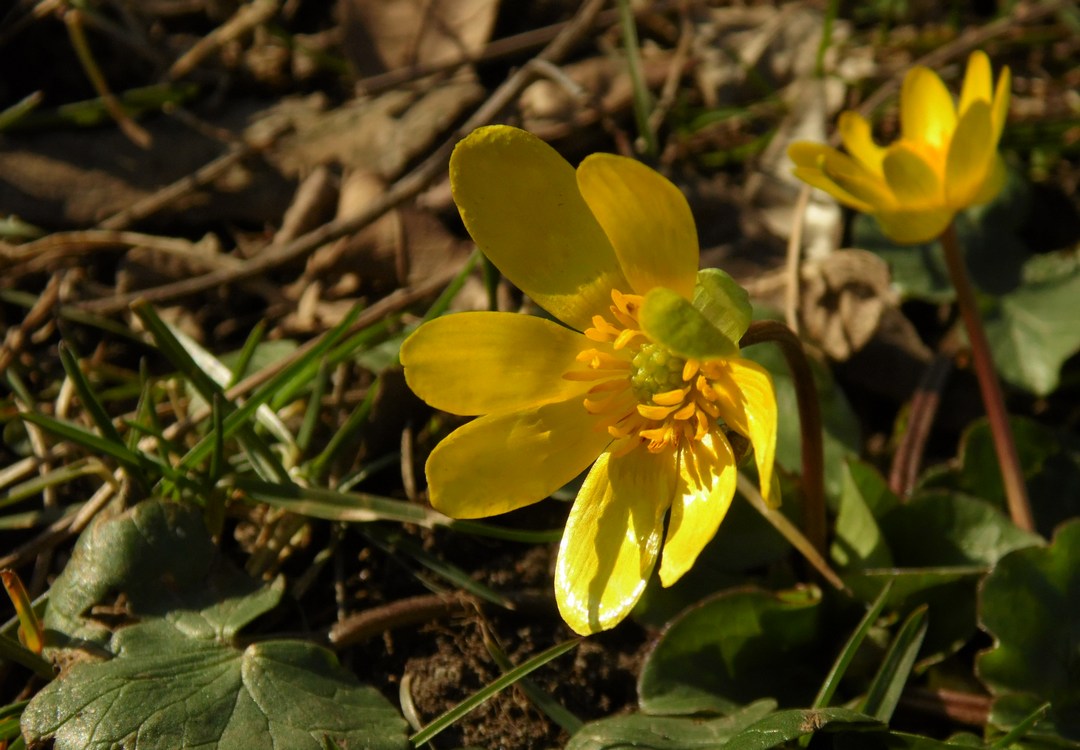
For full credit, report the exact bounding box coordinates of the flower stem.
[740,320,826,555]
[939,223,1035,531]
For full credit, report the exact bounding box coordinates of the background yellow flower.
[401,125,777,635]
[788,51,1010,244]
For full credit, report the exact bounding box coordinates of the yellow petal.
[873,207,955,244]
[706,358,777,506]
[882,144,943,205]
[901,66,957,150]
[945,101,995,208]
[658,432,737,586]
[450,126,630,331]
[555,449,674,634]
[972,154,1007,206]
[990,66,1010,145]
[426,398,611,519]
[401,312,596,416]
[838,111,886,178]
[959,51,993,116]
[788,143,887,212]
[576,154,698,299]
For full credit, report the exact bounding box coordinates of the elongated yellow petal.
[788,143,886,212]
[658,432,737,586]
[874,207,954,244]
[450,126,629,331]
[426,399,611,519]
[555,449,674,634]
[706,359,777,506]
[972,154,1007,206]
[945,101,996,208]
[883,144,942,205]
[900,66,957,149]
[959,50,993,116]
[576,154,698,299]
[838,111,886,178]
[401,312,596,416]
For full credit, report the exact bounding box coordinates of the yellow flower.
[400,125,777,635]
[788,51,1010,244]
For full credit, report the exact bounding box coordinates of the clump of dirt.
[404,614,648,749]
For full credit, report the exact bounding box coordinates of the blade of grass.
[481,628,583,734]
[57,344,141,480]
[812,581,893,710]
[1,459,110,510]
[176,305,364,474]
[364,527,513,609]
[228,318,267,388]
[861,605,929,722]
[989,701,1051,749]
[297,360,329,455]
[409,638,580,746]
[615,0,657,156]
[234,478,444,527]
[133,302,290,484]
[309,377,380,483]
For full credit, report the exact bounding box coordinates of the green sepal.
[640,287,739,361]
[693,268,752,343]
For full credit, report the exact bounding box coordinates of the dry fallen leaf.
[338,0,500,76]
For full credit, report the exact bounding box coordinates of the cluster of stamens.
[563,289,728,456]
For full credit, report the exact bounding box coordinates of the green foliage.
[567,700,881,750]
[977,519,1080,739]
[22,620,407,750]
[638,586,825,714]
[21,500,408,750]
[856,167,1080,395]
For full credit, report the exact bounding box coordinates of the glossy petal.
[555,449,675,635]
[945,101,995,207]
[972,154,1007,206]
[883,144,942,205]
[838,111,886,177]
[426,398,611,519]
[707,358,777,506]
[788,143,887,212]
[874,207,954,244]
[959,50,993,116]
[901,66,957,149]
[577,154,698,299]
[401,312,596,416]
[449,126,629,331]
[658,432,737,586]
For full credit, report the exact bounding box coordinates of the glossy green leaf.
[983,251,1080,395]
[977,519,1080,739]
[988,693,1074,749]
[638,586,824,715]
[947,416,1080,532]
[639,287,739,360]
[44,499,280,648]
[21,619,408,750]
[567,701,880,750]
[831,460,897,571]
[693,268,753,344]
[861,605,928,722]
[567,700,776,750]
[881,492,1043,568]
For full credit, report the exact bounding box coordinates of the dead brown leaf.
[337,0,500,76]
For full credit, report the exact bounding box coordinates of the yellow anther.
[637,403,678,420]
[682,360,700,380]
[673,402,697,421]
[652,387,690,406]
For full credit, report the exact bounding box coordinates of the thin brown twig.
[888,353,953,498]
[75,0,608,318]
